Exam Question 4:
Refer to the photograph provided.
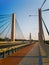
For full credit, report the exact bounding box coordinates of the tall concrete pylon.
[11,13,16,41]
[29,33,32,43]
[38,8,43,43]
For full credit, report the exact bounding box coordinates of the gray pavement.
[18,43,49,65]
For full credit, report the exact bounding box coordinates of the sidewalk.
[0,44,35,65]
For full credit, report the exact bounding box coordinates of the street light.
[29,15,38,17]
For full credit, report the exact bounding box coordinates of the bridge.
[0,0,49,65]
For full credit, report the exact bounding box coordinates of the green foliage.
[44,40,49,44]
[0,38,5,41]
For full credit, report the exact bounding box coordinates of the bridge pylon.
[11,13,16,41]
[38,8,44,43]
[29,33,32,43]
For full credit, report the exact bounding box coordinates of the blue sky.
[0,0,49,40]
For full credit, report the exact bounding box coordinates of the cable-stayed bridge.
[0,0,49,65]
[0,14,25,41]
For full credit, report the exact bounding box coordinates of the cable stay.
[0,14,12,17]
[42,28,45,41]
[42,9,49,12]
[5,22,11,38]
[16,20,25,39]
[0,23,10,35]
[41,0,46,9]
[0,15,12,20]
[0,20,11,29]
[0,17,11,23]
[42,18,49,35]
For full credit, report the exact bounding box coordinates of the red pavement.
[0,43,35,65]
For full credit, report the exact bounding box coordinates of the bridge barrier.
[0,43,32,59]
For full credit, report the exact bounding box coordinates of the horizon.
[0,0,49,40]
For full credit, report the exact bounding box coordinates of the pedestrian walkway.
[0,43,35,65]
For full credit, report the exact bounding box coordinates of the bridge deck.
[0,43,49,65]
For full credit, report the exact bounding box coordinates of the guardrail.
[0,43,32,59]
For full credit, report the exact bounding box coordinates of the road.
[18,43,49,65]
[0,42,49,65]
